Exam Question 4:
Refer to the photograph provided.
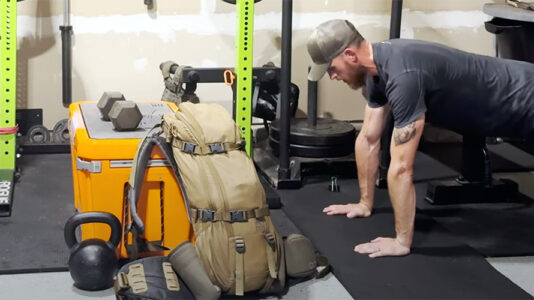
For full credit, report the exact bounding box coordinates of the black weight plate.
[270,118,356,146]
[53,119,70,144]
[26,125,50,144]
[269,136,354,158]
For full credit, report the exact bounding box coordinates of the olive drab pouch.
[284,234,331,279]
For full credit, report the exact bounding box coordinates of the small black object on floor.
[0,154,73,274]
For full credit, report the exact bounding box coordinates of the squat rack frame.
[0,0,18,216]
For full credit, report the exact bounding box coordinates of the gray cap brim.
[308,62,330,81]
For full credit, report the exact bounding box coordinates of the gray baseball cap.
[307,19,359,81]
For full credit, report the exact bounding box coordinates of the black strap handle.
[64,212,122,249]
[129,135,192,234]
[485,21,522,34]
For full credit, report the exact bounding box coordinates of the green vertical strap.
[0,0,17,170]
[235,0,254,157]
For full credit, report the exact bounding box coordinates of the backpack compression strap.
[172,139,245,155]
[190,207,269,223]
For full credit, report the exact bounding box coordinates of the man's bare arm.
[355,114,425,257]
[355,105,388,211]
[388,116,424,248]
[323,104,387,217]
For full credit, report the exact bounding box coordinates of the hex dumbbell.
[97,92,125,121]
[108,101,143,131]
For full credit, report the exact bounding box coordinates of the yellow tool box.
[69,100,192,258]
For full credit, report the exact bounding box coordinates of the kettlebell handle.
[64,212,122,249]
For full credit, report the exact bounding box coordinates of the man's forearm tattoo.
[393,122,416,146]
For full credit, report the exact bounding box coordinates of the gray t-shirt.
[366,39,534,139]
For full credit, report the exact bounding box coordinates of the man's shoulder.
[378,39,448,53]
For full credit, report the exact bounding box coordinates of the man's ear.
[343,48,358,63]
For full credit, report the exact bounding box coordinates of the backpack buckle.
[209,143,225,154]
[235,237,246,253]
[264,232,276,249]
[200,209,215,222]
[230,210,247,222]
[182,142,196,154]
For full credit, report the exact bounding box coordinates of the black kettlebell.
[64,212,122,291]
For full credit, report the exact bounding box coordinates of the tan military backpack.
[162,102,284,296]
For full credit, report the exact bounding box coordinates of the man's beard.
[348,64,368,90]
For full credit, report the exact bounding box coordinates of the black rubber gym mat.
[279,176,532,299]
[413,148,534,257]
[420,142,534,172]
[416,185,534,257]
[0,154,73,274]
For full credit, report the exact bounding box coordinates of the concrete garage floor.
[0,208,533,300]
[0,172,533,299]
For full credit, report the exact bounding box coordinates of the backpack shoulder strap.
[125,132,193,259]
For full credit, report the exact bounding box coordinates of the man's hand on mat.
[354,237,410,258]
[322,203,371,218]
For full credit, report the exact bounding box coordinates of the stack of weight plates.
[269,118,356,158]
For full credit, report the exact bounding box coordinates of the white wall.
[14,0,501,128]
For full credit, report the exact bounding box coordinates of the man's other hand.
[322,203,371,218]
[354,237,410,258]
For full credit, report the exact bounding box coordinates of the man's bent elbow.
[387,163,414,183]
[356,131,381,152]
